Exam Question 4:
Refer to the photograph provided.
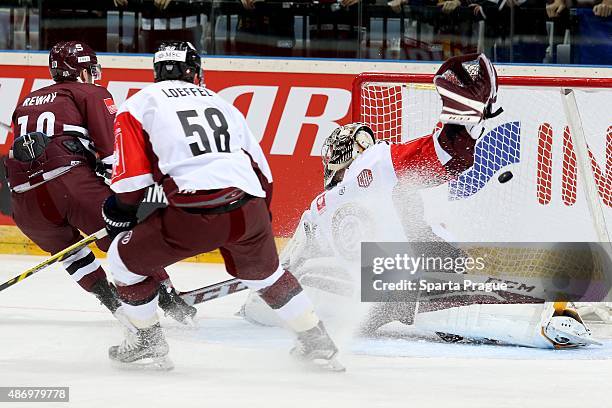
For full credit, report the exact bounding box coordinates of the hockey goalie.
[239,54,598,349]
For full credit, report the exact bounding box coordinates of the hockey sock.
[120,292,160,329]
[258,270,320,333]
[61,247,106,292]
[90,279,121,313]
[113,276,160,328]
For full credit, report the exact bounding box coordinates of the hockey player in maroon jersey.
[4,41,196,324]
[102,41,342,371]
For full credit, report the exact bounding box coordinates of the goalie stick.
[0,228,108,293]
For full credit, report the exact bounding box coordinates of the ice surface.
[1,255,611,408]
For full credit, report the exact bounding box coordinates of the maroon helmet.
[49,41,101,82]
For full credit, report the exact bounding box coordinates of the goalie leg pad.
[414,302,557,348]
[415,301,599,348]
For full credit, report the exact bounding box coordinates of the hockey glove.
[435,124,478,176]
[95,160,112,185]
[102,195,138,240]
[433,53,501,125]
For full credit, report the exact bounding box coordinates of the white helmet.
[321,123,376,189]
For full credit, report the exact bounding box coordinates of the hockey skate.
[158,281,197,326]
[291,322,345,372]
[543,315,601,348]
[109,323,174,370]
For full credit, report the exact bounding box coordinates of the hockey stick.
[0,228,108,293]
[0,219,248,302]
[0,121,11,132]
[179,278,248,306]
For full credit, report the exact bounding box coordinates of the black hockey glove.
[95,160,112,185]
[102,195,138,240]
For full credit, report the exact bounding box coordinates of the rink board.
[0,54,610,258]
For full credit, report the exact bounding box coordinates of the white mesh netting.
[357,76,612,244]
[356,75,612,318]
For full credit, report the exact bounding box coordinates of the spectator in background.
[394,0,478,60]
[546,0,611,64]
[308,0,363,58]
[439,0,462,13]
[40,2,107,51]
[234,0,296,57]
[114,0,172,11]
[388,0,406,13]
[388,0,467,15]
[468,0,549,62]
[545,0,610,64]
[433,0,480,58]
[114,0,206,52]
[592,0,612,16]
[547,0,612,17]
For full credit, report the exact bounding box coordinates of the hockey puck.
[498,171,513,184]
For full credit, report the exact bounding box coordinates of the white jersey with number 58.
[111,80,272,196]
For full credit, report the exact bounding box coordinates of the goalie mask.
[322,123,376,190]
[433,53,501,125]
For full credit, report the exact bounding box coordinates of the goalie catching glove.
[434,53,501,125]
[102,195,138,240]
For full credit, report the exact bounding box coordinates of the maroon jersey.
[6,81,117,191]
[12,81,116,158]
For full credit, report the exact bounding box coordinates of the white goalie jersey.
[283,142,409,271]
[241,130,597,349]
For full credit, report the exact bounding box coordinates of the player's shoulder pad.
[119,84,156,115]
[70,81,112,98]
[359,140,389,159]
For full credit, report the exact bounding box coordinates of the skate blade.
[295,355,346,373]
[567,333,603,347]
[180,315,197,328]
[111,355,174,371]
[316,356,346,372]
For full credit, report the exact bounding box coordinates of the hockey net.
[352,72,612,322]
